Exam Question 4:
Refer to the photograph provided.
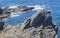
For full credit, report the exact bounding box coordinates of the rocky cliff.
[0,10,57,38]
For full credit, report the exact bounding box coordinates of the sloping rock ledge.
[0,10,58,38]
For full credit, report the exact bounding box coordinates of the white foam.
[27,5,45,10]
[10,13,20,17]
[34,5,44,10]
[3,18,7,21]
[9,6,17,8]
[10,12,25,17]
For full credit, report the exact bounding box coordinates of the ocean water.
[0,0,59,37]
[5,10,37,25]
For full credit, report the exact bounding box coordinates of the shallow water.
[0,0,59,37]
[5,10,37,25]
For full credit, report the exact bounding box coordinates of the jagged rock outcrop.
[2,6,34,13]
[0,10,57,38]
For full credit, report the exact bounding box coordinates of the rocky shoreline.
[0,6,34,19]
[0,9,58,38]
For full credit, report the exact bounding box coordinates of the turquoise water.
[0,0,59,37]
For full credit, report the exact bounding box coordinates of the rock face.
[0,10,57,38]
[30,10,53,27]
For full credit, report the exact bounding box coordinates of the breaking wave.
[10,12,21,17]
[28,5,45,10]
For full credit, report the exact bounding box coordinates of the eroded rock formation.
[0,10,57,38]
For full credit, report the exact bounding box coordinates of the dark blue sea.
[0,0,59,37]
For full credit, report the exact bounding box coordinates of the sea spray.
[27,5,45,10]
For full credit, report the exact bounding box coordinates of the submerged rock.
[0,10,57,38]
